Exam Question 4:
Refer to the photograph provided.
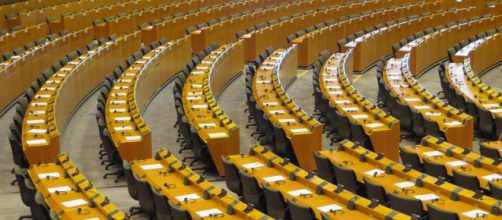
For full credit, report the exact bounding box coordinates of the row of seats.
[313,51,400,161]
[224,145,410,219]
[0,22,49,57]
[179,44,240,176]
[0,0,77,29]
[123,149,271,219]
[25,153,127,219]
[443,30,502,139]
[401,136,502,198]
[316,139,502,219]
[249,47,321,170]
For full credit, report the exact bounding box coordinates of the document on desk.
[141,163,163,170]
[490,109,502,113]
[208,132,228,138]
[329,91,343,95]
[404,98,420,102]
[38,172,60,179]
[288,189,311,197]
[352,114,369,119]
[187,96,202,100]
[269,110,285,114]
[115,116,131,121]
[111,100,126,104]
[114,126,132,131]
[327,85,341,89]
[291,128,309,133]
[324,78,337,82]
[366,123,383,128]
[199,123,216,127]
[119,79,132,83]
[109,108,126,113]
[317,204,343,212]
[335,100,351,104]
[462,210,487,218]
[27,139,47,145]
[191,104,208,109]
[48,186,72,193]
[176,194,200,202]
[256,80,271,84]
[196,209,223,217]
[445,121,462,126]
[342,107,359,111]
[414,106,430,110]
[263,102,278,106]
[192,70,205,75]
[242,162,264,169]
[447,160,468,167]
[422,151,444,157]
[394,181,415,189]
[125,136,141,141]
[425,112,441,116]
[29,129,47,134]
[414,194,439,201]
[62,199,87,208]
[36,94,51,98]
[279,118,296,123]
[364,169,385,176]
[264,175,286,182]
[27,119,45,124]
[482,174,502,181]
[483,103,500,108]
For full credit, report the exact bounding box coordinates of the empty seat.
[427,203,459,220]
[389,193,425,217]
[423,158,448,179]
[239,170,265,211]
[452,169,481,191]
[169,200,192,220]
[479,142,500,160]
[399,146,422,171]
[489,181,502,200]
[364,176,388,205]
[313,152,335,183]
[222,156,241,195]
[263,185,289,219]
[287,199,315,220]
[332,163,362,195]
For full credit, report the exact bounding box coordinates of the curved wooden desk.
[320,52,400,161]
[246,0,438,63]
[319,140,502,219]
[228,145,411,219]
[131,149,272,220]
[106,36,192,161]
[0,27,93,113]
[22,32,141,164]
[182,43,241,176]
[28,153,127,219]
[253,46,321,170]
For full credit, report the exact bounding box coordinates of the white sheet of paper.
[446,160,468,167]
[317,204,343,212]
[462,209,487,218]
[48,186,72,193]
[242,162,264,169]
[445,121,462,126]
[352,114,369,119]
[141,164,163,170]
[38,172,60,179]
[423,151,444,157]
[279,118,296,123]
[394,181,415,188]
[196,209,222,217]
[415,105,430,110]
[176,194,200,201]
[27,119,45,124]
[482,174,502,181]
[414,194,439,201]
[199,123,216,127]
[366,123,383,128]
[192,104,208,109]
[27,139,47,145]
[364,169,385,176]
[288,189,311,197]
[291,128,309,133]
[125,136,141,141]
[114,126,132,131]
[264,175,286,182]
[208,132,227,138]
[62,199,87,208]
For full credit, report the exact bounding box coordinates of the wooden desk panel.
[319,140,502,219]
[0,23,49,56]
[228,145,411,219]
[0,27,93,113]
[320,52,400,161]
[131,149,272,220]
[253,46,321,170]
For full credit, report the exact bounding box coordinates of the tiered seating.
[180,44,241,175]
[0,28,94,113]
[317,139,502,219]
[126,149,272,219]
[380,15,502,148]
[244,0,440,63]
[20,33,140,164]
[444,31,502,139]
[225,145,411,219]
[345,7,476,72]
[191,0,348,52]
[293,1,475,67]
[402,136,502,198]
[0,0,76,29]
[104,37,191,166]
[0,22,49,56]
[314,52,400,161]
[27,153,127,219]
[250,46,321,170]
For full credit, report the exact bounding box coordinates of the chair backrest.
[169,200,192,220]
[313,152,335,183]
[334,110,351,140]
[263,184,288,219]
[152,186,172,220]
[364,176,388,205]
[399,146,422,171]
[452,169,480,191]
[479,108,495,136]
[287,199,316,220]
[427,203,459,220]
[411,109,425,137]
[423,158,447,179]
[424,118,443,138]
[123,161,138,200]
[222,156,242,195]
[479,142,500,160]
[389,193,425,217]
[489,181,502,200]
[133,172,155,215]
[239,170,265,210]
[332,163,358,193]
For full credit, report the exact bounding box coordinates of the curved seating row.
[244,0,439,63]
[444,31,502,139]
[27,153,127,219]
[251,46,321,170]
[317,139,502,219]
[21,32,141,164]
[181,44,241,175]
[315,51,400,161]
[293,0,476,67]
[402,136,502,195]
[105,37,191,163]
[126,149,272,219]
[0,0,78,29]
[225,145,411,219]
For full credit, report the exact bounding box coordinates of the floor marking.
[352,74,363,83]
[296,70,310,78]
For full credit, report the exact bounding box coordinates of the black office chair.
[389,193,425,218]
[399,146,423,171]
[411,109,425,138]
[152,186,172,220]
[452,169,481,191]
[287,199,316,220]
[222,156,242,195]
[427,203,459,220]
[424,118,444,139]
[394,99,412,130]
[479,142,500,160]
[313,152,336,183]
[479,108,495,138]
[34,192,51,220]
[239,170,266,211]
[332,163,363,196]
[263,185,289,219]
[423,158,448,180]
[489,181,502,200]
[350,122,372,150]
[364,176,389,205]
[334,110,351,140]
[133,172,155,216]
[272,123,294,162]
[169,200,192,220]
